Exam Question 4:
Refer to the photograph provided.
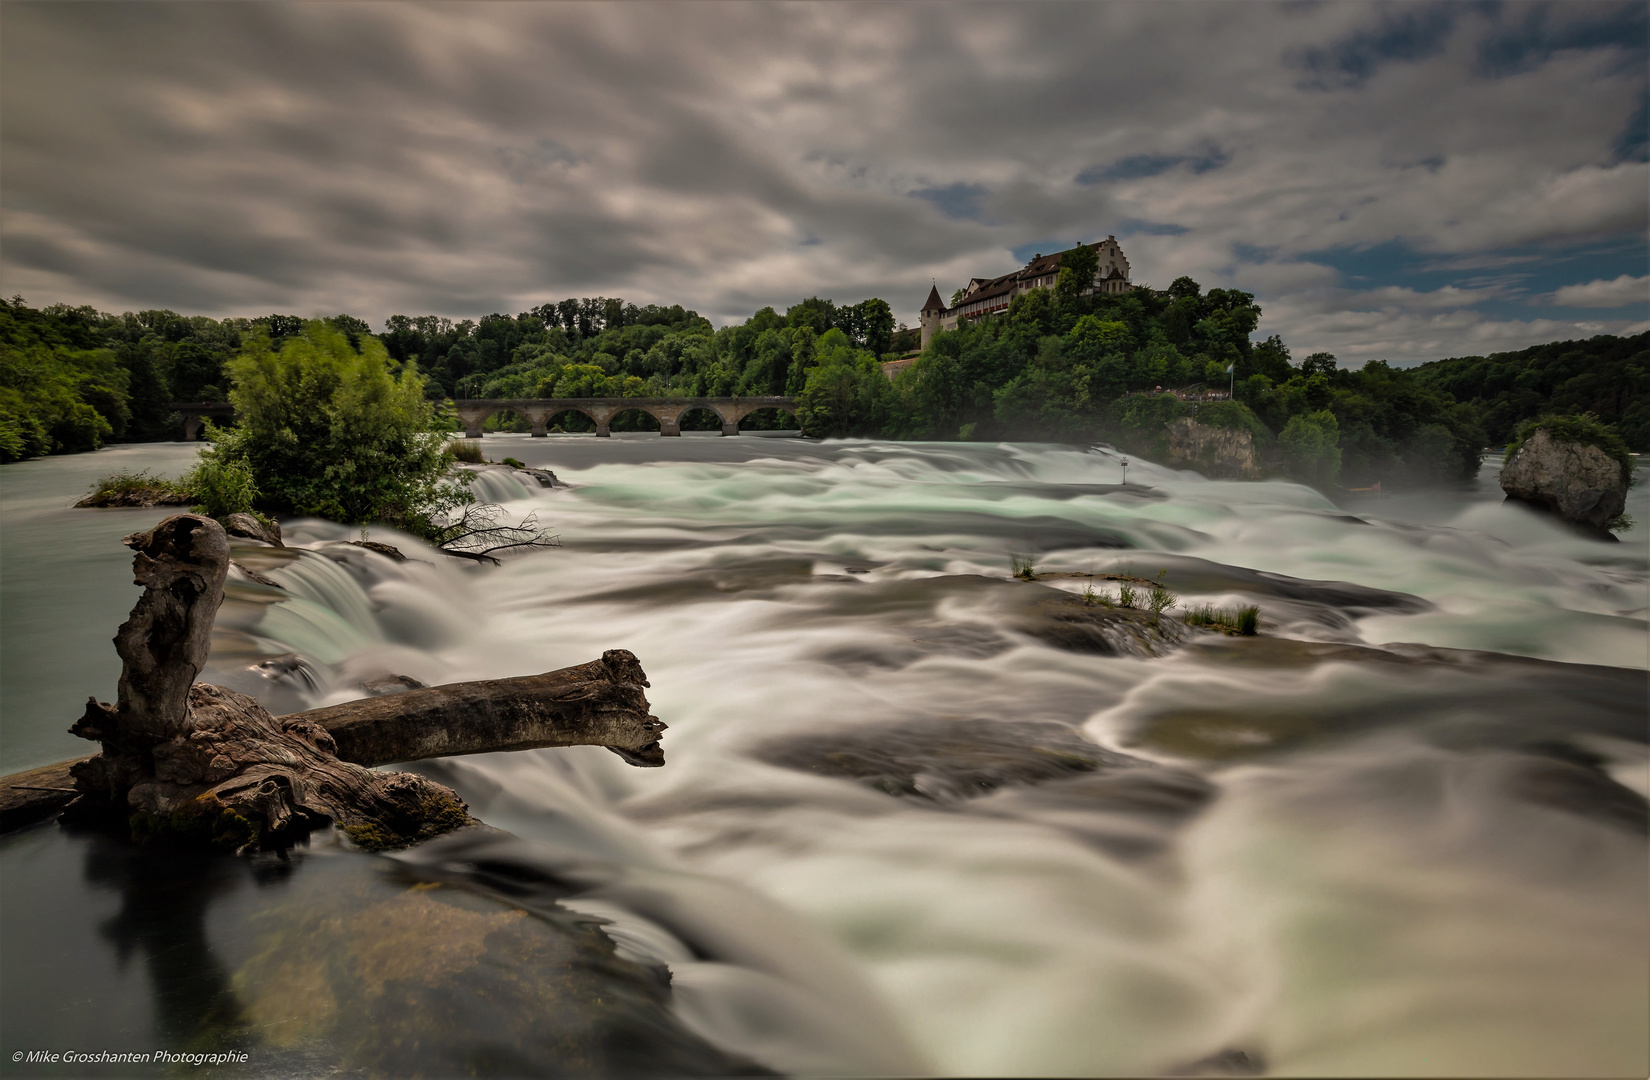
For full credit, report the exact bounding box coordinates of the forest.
[3,254,1645,492]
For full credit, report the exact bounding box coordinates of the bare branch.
[428,503,561,562]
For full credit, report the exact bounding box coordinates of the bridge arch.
[543,407,597,434]
[677,403,730,433]
[454,396,795,438]
[736,406,798,432]
[607,407,662,434]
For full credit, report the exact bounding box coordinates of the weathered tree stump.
[24,514,666,852]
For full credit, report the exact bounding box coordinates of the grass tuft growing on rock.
[1183,603,1262,635]
[1504,413,1635,485]
[85,469,190,501]
[449,439,486,464]
[1147,571,1178,625]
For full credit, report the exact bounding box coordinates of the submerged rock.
[76,837,772,1077]
[1010,584,1184,657]
[1499,428,1629,532]
[757,718,1148,803]
[360,673,429,696]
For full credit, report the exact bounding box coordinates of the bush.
[209,322,470,536]
[182,446,258,518]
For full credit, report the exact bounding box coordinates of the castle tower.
[919,283,946,351]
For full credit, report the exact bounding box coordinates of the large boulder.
[1165,418,1260,479]
[1499,428,1629,532]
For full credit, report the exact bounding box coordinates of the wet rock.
[756,718,1148,803]
[1128,641,1648,762]
[1165,418,1260,479]
[1010,585,1183,657]
[229,560,284,589]
[345,539,408,562]
[360,674,429,697]
[978,767,1218,860]
[88,840,773,1077]
[1119,555,1432,615]
[517,466,566,488]
[222,512,283,547]
[1499,428,1629,532]
[1506,752,1647,835]
[0,758,89,832]
[253,654,318,692]
[1167,1047,1267,1076]
[74,487,193,508]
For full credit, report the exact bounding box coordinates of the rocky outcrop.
[222,512,283,546]
[74,487,192,508]
[1499,429,1629,532]
[1165,418,1260,479]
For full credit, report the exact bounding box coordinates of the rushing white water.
[2,435,1645,1076]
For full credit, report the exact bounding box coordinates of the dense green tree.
[1279,410,1342,492]
[207,322,467,535]
[1056,243,1100,305]
[1410,333,1649,450]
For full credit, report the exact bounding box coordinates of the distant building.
[920,236,1132,349]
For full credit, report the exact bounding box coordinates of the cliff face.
[1166,418,1260,479]
[1499,429,1628,531]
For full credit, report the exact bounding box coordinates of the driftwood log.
[0,514,665,851]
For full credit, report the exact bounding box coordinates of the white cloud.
[1544,274,1650,309]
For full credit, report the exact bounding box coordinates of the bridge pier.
[169,403,236,442]
[444,396,795,439]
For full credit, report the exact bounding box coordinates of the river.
[1,435,1645,1077]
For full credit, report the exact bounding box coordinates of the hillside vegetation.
[4,262,1643,493]
[1409,333,1648,450]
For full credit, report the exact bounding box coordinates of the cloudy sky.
[3,1,1645,363]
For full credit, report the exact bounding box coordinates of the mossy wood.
[0,515,665,850]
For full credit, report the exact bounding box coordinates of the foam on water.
[3,436,1644,1075]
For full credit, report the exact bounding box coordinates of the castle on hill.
[919,236,1132,349]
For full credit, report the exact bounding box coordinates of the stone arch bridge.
[453,396,797,438]
[170,397,799,440]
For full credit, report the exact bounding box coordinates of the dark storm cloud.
[1078,147,1231,185]
[1288,5,1462,89]
[911,184,993,223]
[2,0,1644,360]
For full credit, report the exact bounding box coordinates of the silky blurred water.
[1,435,1645,1077]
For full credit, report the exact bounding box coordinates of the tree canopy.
[3,277,1643,495]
